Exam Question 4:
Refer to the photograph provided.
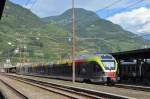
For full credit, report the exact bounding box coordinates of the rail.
[4,74,130,99]
[0,79,28,99]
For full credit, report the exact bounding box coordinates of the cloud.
[30,0,120,17]
[138,21,150,34]
[97,0,150,18]
[29,0,72,17]
[10,0,150,19]
[10,0,126,17]
[108,7,150,35]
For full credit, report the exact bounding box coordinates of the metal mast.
[72,0,76,83]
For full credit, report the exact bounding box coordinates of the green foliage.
[42,8,146,54]
[0,1,149,64]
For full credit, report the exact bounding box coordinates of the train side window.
[93,62,102,75]
[96,65,102,71]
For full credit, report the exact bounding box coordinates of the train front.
[100,54,118,84]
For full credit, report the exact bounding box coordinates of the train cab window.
[93,65,98,72]
[102,60,115,70]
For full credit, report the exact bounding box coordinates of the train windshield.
[102,60,115,70]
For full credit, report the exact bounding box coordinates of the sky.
[9,0,150,35]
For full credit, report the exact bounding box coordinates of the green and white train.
[8,54,118,84]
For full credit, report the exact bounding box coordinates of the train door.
[79,63,87,78]
[92,62,103,78]
[79,62,92,79]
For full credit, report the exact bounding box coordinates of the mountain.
[0,1,149,64]
[0,1,43,61]
[0,1,68,62]
[143,35,150,40]
[42,8,146,53]
[140,34,150,40]
[1,1,44,33]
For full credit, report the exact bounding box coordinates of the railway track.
[19,74,150,92]
[3,74,129,99]
[0,79,28,99]
[115,84,150,92]
[27,74,150,92]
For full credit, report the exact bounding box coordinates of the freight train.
[6,54,118,84]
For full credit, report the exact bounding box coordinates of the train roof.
[111,48,150,59]
[8,54,115,67]
[55,54,114,65]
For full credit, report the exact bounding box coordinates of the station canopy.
[0,0,6,19]
[111,48,150,59]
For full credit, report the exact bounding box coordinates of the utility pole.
[15,32,22,72]
[18,33,22,68]
[23,35,26,65]
[72,0,76,83]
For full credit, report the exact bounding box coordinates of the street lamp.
[7,42,13,60]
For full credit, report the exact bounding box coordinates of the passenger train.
[120,59,150,84]
[7,54,118,84]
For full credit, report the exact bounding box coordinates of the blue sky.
[9,0,150,18]
[9,0,150,34]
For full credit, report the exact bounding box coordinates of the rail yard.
[0,0,150,99]
[0,73,149,99]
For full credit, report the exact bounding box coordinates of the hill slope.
[0,1,68,62]
[42,8,145,53]
[0,1,148,64]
